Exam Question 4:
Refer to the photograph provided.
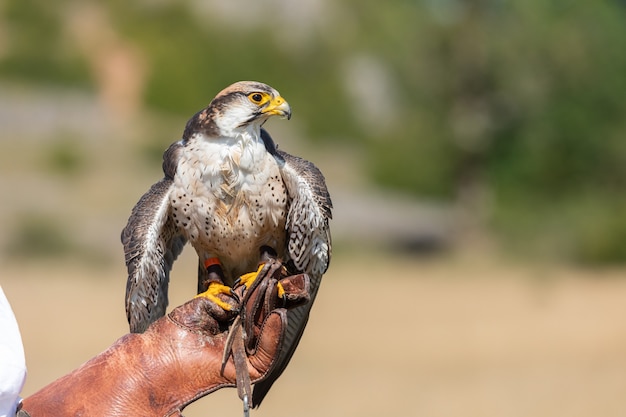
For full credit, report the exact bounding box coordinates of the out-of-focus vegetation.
[2,0,626,264]
[5,212,76,259]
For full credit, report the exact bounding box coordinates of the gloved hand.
[21,261,310,417]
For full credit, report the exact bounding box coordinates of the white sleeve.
[0,286,27,417]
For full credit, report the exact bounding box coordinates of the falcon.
[121,81,332,406]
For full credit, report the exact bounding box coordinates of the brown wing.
[252,130,332,407]
[122,142,187,333]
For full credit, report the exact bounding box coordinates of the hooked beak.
[261,95,291,120]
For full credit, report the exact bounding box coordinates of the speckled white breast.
[170,133,287,281]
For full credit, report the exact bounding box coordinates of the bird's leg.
[259,246,286,298]
[195,257,235,311]
[259,245,278,263]
[236,246,285,295]
[237,264,267,290]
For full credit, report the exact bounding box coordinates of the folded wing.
[253,130,333,406]
[122,142,187,333]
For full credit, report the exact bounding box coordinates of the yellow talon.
[277,282,285,298]
[195,282,233,310]
[239,263,286,298]
[238,263,267,288]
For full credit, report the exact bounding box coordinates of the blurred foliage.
[43,133,88,177]
[4,212,112,265]
[5,213,75,258]
[1,0,92,87]
[2,0,626,263]
[117,1,358,141]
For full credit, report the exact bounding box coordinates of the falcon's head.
[183,81,291,141]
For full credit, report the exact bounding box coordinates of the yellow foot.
[238,263,266,289]
[195,282,234,310]
[277,281,285,298]
[238,263,285,298]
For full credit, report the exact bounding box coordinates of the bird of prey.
[121,81,332,406]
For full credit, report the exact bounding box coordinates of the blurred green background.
[1,0,626,265]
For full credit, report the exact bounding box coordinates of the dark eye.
[250,93,263,103]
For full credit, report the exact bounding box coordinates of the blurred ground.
[4,250,626,417]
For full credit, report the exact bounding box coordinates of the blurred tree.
[360,0,626,263]
[105,1,360,143]
[1,0,91,87]
[2,0,626,263]
[43,132,88,177]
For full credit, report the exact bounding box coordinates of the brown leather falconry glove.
[21,262,310,417]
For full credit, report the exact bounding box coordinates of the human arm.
[20,270,309,417]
